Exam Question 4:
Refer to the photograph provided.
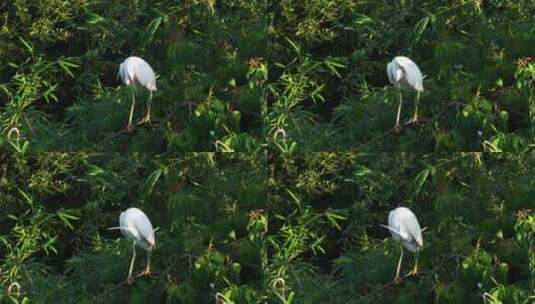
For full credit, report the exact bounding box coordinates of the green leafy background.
[0,0,266,152]
[267,153,534,303]
[1,0,535,303]
[268,1,535,152]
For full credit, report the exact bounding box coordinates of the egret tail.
[107,226,136,234]
[380,224,403,239]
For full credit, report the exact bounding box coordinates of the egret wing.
[388,209,401,231]
[396,57,423,92]
[407,216,423,246]
[126,61,137,85]
[387,210,405,241]
[127,208,155,249]
[133,60,157,91]
[119,211,136,239]
[396,207,423,248]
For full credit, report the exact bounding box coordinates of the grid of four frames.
[1,1,534,303]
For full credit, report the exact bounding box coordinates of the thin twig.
[357,101,465,150]
[94,119,163,148]
[354,256,448,303]
[91,252,200,301]
[91,270,164,301]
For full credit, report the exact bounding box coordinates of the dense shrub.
[268,1,535,152]
[1,1,535,303]
[0,0,266,152]
[268,153,535,303]
[0,152,268,303]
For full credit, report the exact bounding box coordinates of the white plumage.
[381,206,423,282]
[387,56,424,92]
[119,207,155,251]
[118,56,157,130]
[386,207,423,252]
[119,57,157,91]
[386,56,424,129]
[110,207,155,282]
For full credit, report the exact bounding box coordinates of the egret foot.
[139,267,151,276]
[408,263,418,276]
[394,276,402,284]
[136,116,151,125]
[127,276,134,284]
[405,115,419,125]
[394,123,402,132]
[125,124,135,132]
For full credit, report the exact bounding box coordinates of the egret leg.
[395,243,404,283]
[128,241,136,282]
[127,86,137,130]
[408,90,420,124]
[138,91,152,125]
[146,91,152,123]
[143,250,152,275]
[395,89,403,131]
[409,253,419,276]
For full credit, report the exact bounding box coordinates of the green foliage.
[0,0,266,152]
[0,152,268,303]
[2,1,535,303]
[266,153,535,303]
[268,1,535,151]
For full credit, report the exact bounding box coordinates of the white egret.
[109,207,155,282]
[386,56,424,130]
[118,56,157,130]
[381,206,423,283]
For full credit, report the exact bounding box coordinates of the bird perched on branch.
[109,207,155,283]
[381,206,423,283]
[386,56,424,130]
[118,56,157,131]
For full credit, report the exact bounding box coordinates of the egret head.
[138,236,155,251]
[386,58,404,85]
[403,237,423,252]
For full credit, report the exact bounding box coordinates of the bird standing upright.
[109,207,155,283]
[386,56,424,130]
[118,56,157,131]
[381,206,423,283]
